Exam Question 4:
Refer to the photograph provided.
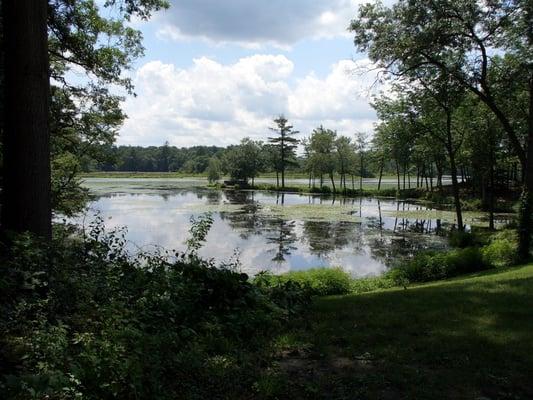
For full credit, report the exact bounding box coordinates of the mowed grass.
[271,264,533,399]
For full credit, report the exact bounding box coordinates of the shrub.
[482,230,519,268]
[350,276,396,294]
[391,247,488,284]
[448,230,477,248]
[0,220,310,400]
[320,185,332,194]
[255,268,352,297]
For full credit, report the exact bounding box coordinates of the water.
[74,178,481,277]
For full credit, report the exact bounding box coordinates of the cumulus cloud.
[119,55,381,147]
[154,0,363,47]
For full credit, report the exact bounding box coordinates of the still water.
[77,178,458,277]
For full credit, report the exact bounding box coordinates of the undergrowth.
[0,217,310,400]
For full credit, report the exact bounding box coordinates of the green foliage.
[350,275,396,294]
[45,0,169,213]
[0,220,310,399]
[185,212,214,255]
[255,268,352,297]
[448,230,477,248]
[482,230,519,268]
[268,115,299,187]
[222,138,264,183]
[206,157,221,183]
[391,247,488,284]
[51,153,90,216]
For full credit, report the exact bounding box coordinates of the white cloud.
[154,0,364,47]
[119,55,381,147]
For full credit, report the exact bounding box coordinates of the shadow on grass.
[274,273,533,399]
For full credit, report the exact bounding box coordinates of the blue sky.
[119,0,386,147]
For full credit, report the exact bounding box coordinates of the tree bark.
[2,0,51,238]
[445,112,464,232]
[396,160,401,192]
[377,158,384,191]
[517,76,533,260]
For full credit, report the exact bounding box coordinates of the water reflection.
[76,180,465,277]
[266,219,298,263]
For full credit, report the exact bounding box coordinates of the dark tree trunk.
[489,146,495,231]
[377,157,384,191]
[330,172,336,193]
[395,160,401,192]
[517,76,533,260]
[436,160,443,190]
[280,135,285,189]
[360,155,364,191]
[2,0,51,238]
[445,112,464,232]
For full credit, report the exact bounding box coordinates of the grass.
[269,264,533,399]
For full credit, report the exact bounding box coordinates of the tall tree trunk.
[517,76,533,259]
[330,172,336,193]
[489,144,495,231]
[436,160,443,190]
[2,0,51,238]
[359,155,364,191]
[377,157,384,191]
[445,112,464,232]
[281,135,285,189]
[396,160,401,192]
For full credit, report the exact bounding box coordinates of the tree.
[335,136,355,192]
[1,0,168,236]
[350,0,533,257]
[412,78,467,231]
[2,0,51,238]
[268,115,299,189]
[159,141,171,172]
[309,126,337,192]
[355,132,369,191]
[223,138,263,184]
[207,157,222,184]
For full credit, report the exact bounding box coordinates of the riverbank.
[260,263,533,399]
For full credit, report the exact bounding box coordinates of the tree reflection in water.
[266,219,298,263]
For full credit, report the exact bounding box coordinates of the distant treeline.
[89,144,225,173]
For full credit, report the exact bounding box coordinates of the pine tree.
[268,115,299,189]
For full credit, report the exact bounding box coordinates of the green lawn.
[270,264,533,399]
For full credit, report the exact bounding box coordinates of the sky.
[118,0,387,147]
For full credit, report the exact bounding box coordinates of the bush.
[0,220,310,400]
[391,247,488,284]
[448,230,478,248]
[255,268,352,297]
[350,276,396,294]
[320,185,332,194]
[482,230,519,268]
